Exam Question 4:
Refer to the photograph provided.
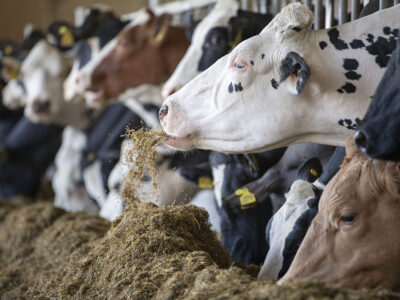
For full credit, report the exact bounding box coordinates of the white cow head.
[21,40,72,123]
[160,4,398,153]
[2,79,26,109]
[161,0,239,98]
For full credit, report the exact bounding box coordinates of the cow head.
[161,0,239,98]
[21,41,72,123]
[161,4,316,152]
[160,4,397,153]
[2,79,26,110]
[279,137,400,290]
[355,37,400,161]
[82,13,190,104]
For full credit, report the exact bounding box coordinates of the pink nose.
[159,104,168,122]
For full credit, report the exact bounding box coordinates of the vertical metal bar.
[394,0,399,5]
[314,0,323,29]
[339,0,348,24]
[272,0,279,14]
[379,0,390,9]
[325,0,333,28]
[305,0,311,8]
[149,0,159,10]
[261,0,268,13]
[351,0,360,20]
[241,0,249,10]
[281,0,288,8]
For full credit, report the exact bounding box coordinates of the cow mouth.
[163,135,195,150]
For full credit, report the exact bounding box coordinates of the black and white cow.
[259,146,345,280]
[355,33,400,161]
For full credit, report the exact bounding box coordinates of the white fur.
[2,79,26,109]
[161,4,400,153]
[258,179,314,280]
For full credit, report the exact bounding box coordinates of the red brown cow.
[83,12,190,104]
[279,137,400,291]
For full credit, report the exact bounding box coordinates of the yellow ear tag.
[154,23,167,43]
[58,26,74,47]
[230,29,242,48]
[198,176,213,189]
[310,168,318,176]
[4,45,13,55]
[235,188,256,209]
[9,68,19,79]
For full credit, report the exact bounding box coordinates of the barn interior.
[0,0,400,298]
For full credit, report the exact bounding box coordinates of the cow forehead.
[22,41,64,74]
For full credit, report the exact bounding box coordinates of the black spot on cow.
[350,39,365,49]
[327,28,349,50]
[319,41,327,50]
[345,71,362,80]
[365,34,397,68]
[337,88,344,94]
[383,26,391,35]
[338,118,359,130]
[341,82,356,93]
[343,58,359,70]
[228,82,234,93]
[293,27,301,32]
[338,119,344,126]
[250,60,254,66]
[261,53,265,59]
[344,119,352,125]
[347,125,354,130]
[271,78,279,89]
[366,34,374,43]
[234,82,243,92]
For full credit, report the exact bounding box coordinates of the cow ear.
[266,3,313,38]
[279,51,310,95]
[152,14,171,46]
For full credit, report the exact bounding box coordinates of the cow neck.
[288,5,400,147]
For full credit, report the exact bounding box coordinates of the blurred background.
[0,0,167,41]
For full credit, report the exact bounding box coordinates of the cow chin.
[164,136,195,151]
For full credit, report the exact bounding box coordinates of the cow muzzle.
[32,99,51,113]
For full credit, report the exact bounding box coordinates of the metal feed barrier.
[150,0,398,29]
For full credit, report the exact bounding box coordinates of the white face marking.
[212,163,226,208]
[161,0,239,98]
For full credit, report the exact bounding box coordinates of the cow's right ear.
[279,51,310,95]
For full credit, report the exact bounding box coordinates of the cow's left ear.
[152,14,172,46]
[279,51,310,95]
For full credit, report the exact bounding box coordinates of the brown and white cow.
[160,4,400,153]
[279,137,400,290]
[77,12,190,105]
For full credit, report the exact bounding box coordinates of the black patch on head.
[261,53,265,59]
[337,88,344,94]
[338,118,358,130]
[341,82,356,93]
[228,82,234,93]
[319,41,327,50]
[343,58,359,70]
[271,78,279,89]
[327,28,349,50]
[338,119,344,126]
[198,26,230,72]
[365,34,397,68]
[346,125,354,130]
[234,82,243,92]
[366,34,374,43]
[350,39,365,49]
[383,26,391,35]
[279,52,311,94]
[250,60,254,66]
[344,119,352,125]
[345,71,362,80]
[293,27,301,32]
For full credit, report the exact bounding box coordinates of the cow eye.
[233,61,246,69]
[210,35,220,46]
[340,214,355,226]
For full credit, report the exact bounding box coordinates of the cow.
[279,137,400,290]
[355,34,400,161]
[160,3,400,153]
[77,11,190,105]
[258,146,345,280]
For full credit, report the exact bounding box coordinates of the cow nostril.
[33,100,50,113]
[355,130,368,150]
[159,104,169,121]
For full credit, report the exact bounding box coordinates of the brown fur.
[279,136,400,291]
[88,14,190,102]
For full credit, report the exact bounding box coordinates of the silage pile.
[0,129,400,299]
